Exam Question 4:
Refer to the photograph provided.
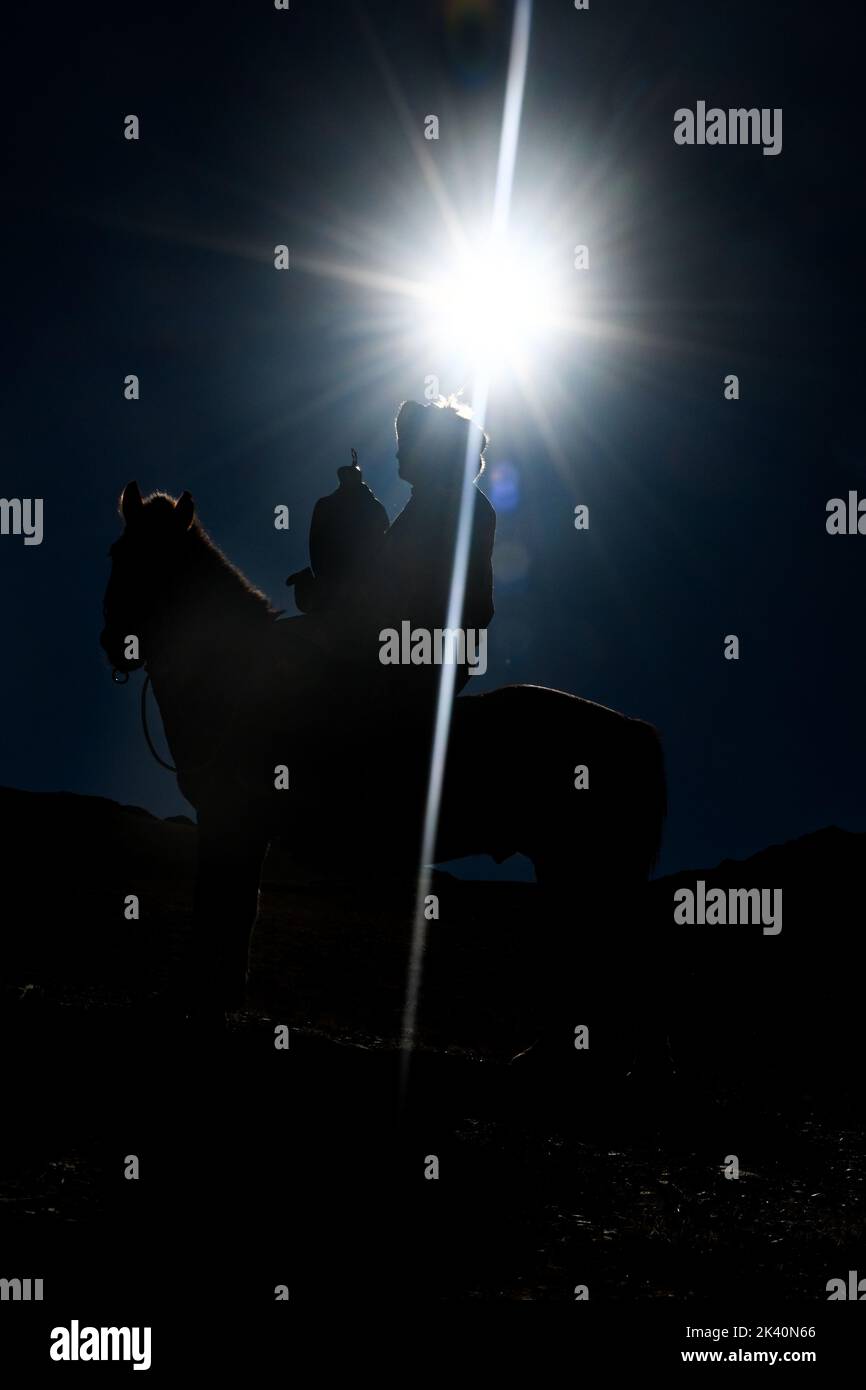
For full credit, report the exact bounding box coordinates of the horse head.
[100,480,196,676]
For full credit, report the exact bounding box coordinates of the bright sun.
[425,237,558,377]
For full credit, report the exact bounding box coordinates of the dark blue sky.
[2,0,863,876]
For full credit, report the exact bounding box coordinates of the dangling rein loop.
[140,673,178,772]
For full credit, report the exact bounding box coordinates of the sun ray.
[399,0,534,1090]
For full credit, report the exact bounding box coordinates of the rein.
[140,673,178,773]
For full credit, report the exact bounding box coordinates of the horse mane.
[143,492,278,626]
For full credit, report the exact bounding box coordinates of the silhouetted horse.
[101,483,666,1015]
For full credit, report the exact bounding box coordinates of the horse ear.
[120,480,143,523]
[174,490,195,531]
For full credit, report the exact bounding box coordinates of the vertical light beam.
[399,0,533,1089]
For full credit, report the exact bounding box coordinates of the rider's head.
[395,398,488,491]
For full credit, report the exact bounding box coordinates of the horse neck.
[146,575,273,770]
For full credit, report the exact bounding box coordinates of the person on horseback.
[286,397,496,728]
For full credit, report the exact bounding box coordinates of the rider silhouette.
[376,398,495,667]
[286,399,496,726]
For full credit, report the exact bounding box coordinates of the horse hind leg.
[526,791,654,1067]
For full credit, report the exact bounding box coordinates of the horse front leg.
[190,814,268,1012]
